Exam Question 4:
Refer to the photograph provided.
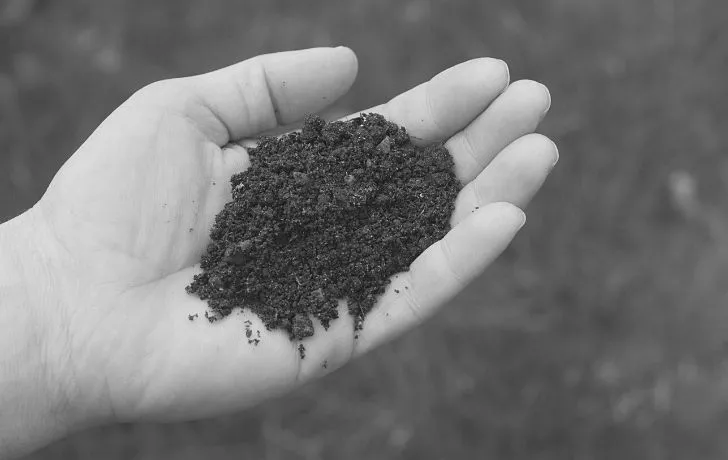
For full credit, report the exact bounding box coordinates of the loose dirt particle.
[292,314,315,338]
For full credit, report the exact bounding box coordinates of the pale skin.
[0,47,556,458]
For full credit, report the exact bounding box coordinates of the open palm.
[31,47,556,425]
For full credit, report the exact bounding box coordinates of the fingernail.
[516,208,527,230]
[497,59,510,84]
[550,139,559,168]
[498,202,526,229]
[541,83,552,116]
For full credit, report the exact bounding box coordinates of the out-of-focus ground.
[2,0,728,458]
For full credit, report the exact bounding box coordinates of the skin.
[0,47,556,458]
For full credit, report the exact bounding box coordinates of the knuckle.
[438,240,467,289]
[129,78,188,104]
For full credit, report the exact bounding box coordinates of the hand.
[4,47,556,439]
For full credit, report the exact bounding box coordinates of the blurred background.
[2,0,728,458]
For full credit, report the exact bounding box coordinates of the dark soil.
[187,113,460,341]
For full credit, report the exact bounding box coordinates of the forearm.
[0,212,70,459]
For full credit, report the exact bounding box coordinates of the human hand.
[1,46,556,446]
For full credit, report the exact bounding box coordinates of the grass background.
[2,0,728,458]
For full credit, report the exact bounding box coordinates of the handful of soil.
[187,113,460,341]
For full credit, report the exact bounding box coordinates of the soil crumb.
[187,114,459,341]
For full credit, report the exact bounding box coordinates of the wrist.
[0,211,76,458]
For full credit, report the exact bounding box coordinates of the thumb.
[128,47,359,145]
